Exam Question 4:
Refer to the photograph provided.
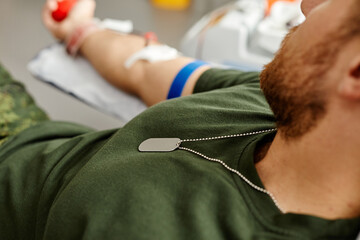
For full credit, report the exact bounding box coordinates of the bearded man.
[0,0,359,239]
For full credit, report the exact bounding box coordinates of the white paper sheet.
[28,43,147,123]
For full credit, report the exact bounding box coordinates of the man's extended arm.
[79,31,210,106]
[42,0,210,106]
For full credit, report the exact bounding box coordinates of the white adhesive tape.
[125,45,180,69]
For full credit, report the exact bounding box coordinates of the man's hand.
[42,0,96,40]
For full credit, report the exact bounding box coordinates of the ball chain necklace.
[138,128,285,214]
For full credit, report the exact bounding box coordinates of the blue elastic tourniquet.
[167,61,208,99]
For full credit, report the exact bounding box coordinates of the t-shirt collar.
[234,131,360,239]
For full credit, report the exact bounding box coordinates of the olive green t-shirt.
[0,69,359,239]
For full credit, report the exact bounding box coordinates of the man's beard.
[259,26,340,140]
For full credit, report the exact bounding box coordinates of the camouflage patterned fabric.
[0,63,49,146]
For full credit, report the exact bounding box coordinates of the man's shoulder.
[194,68,261,94]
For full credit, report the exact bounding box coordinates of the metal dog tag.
[138,138,181,152]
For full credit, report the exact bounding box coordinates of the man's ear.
[338,55,360,100]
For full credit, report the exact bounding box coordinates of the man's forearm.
[79,30,210,106]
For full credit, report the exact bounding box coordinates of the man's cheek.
[301,0,327,16]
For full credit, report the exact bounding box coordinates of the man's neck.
[255,116,360,219]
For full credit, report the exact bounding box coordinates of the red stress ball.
[52,0,78,22]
